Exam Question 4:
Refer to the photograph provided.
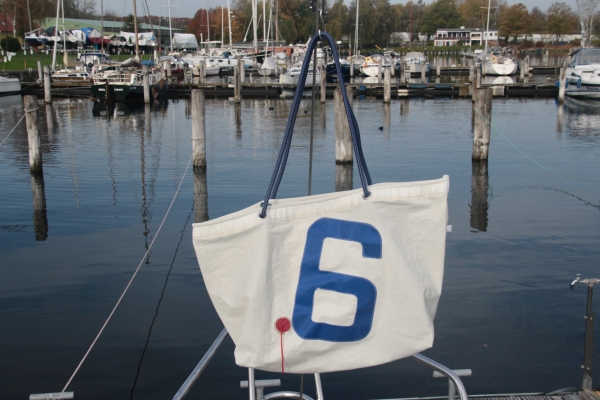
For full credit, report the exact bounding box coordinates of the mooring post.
[470,160,489,232]
[383,67,391,103]
[383,102,390,137]
[335,164,353,192]
[43,66,51,104]
[350,56,354,78]
[142,66,151,104]
[471,67,480,102]
[45,105,54,138]
[31,172,48,241]
[37,61,42,82]
[391,61,395,77]
[469,64,475,83]
[144,104,152,134]
[165,60,172,79]
[233,63,240,103]
[377,59,382,84]
[24,96,42,173]
[421,63,427,83]
[199,60,206,84]
[334,87,353,164]
[472,88,492,160]
[191,89,206,168]
[525,55,530,76]
[436,57,441,76]
[193,167,209,223]
[400,62,405,83]
[519,60,525,81]
[320,66,326,103]
[558,65,566,104]
[238,57,244,89]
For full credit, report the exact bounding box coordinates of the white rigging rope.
[62,152,194,392]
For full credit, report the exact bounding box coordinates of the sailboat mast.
[51,0,60,71]
[101,0,104,52]
[354,0,359,55]
[61,0,66,55]
[228,0,232,47]
[133,0,140,59]
[262,0,266,41]
[25,0,32,32]
[222,7,224,46]
[484,0,491,53]
[207,2,210,42]
[168,0,173,52]
[252,0,258,50]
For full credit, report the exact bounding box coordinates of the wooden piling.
[199,60,206,84]
[400,62,405,83]
[436,57,441,76]
[30,172,48,241]
[470,160,489,232]
[320,66,326,103]
[193,167,209,223]
[233,63,241,103]
[472,67,480,102]
[24,96,42,172]
[383,102,390,137]
[142,66,150,104]
[525,55,530,76]
[165,61,172,78]
[391,61,395,77]
[335,164,353,192]
[383,67,391,103]
[421,63,426,83]
[472,88,492,160]
[37,61,42,82]
[469,64,475,83]
[45,105,54,137]
[377,60,382,84]
[191,90,206,168]
[334,87,353,164]
[519,60,525,81]
[350,56,354,78]
[43,66,51,103]
[558,66,566,104]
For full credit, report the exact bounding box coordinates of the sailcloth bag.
[192,32,449,374]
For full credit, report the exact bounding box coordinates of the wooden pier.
[19,80,559,100]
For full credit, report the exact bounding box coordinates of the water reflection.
[92,100,169,119]
[235,103,242,139]
[563,97,600,136]
[482,76,515,85]
[30,172,48,241]
[469,160,489,233]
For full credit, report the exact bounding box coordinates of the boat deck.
[386,391,600,400]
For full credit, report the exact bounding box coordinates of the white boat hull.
[482,62,517,76]
[258,68,276,76]
[0,78,21,95]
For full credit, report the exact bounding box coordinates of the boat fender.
[565,79,569,88]
[577,76,582,88]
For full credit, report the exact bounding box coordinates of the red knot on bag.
[275,317,291,374]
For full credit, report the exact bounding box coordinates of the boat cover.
[260,56,277,70]
[173,33,199,49]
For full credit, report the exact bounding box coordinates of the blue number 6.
[292,217,382,342]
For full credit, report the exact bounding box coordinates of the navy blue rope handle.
[260,32,373,218]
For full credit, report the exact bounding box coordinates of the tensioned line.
[0,114,26,147]
[62,152,194,392]
[474,108,599,183]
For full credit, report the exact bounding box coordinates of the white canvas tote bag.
[192,32,449,374]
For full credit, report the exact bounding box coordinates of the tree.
[547,2,578,42]
[63,0,97,19]
[498,3,530,42]
[458,0,506,29]
[529,6,547,33]
[575,0,600,45]
[121,13,140,32]
[187,9,209,39]
[421,0,463,39]
[0,0,54,36]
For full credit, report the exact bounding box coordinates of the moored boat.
[564,48,600,99]
[0,76,21,96]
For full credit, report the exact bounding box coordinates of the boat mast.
[252,0,258,50]
[51,0,60,71]
[133,0,140,60]
[484,0,491,54]
[221,6,224,47]
[101,0,104,52]
[228,0,232,47]
[168,0,173,52]
[275,0,279,43]
[262,0,266,41]
[25,0,32,32]
[61,0,66,54]
[353,0,359,55]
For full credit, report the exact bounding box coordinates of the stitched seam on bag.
[291,220,380,343]
[193,191,447,239]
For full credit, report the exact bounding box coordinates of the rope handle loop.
[259,31,372,218]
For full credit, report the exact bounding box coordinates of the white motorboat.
[564,48,600,99]
[0,76,21,95]
[279,62,320,85]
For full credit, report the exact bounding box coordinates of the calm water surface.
[0,92,599,399]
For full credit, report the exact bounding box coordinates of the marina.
[1,85,599,398]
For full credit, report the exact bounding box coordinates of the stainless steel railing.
[174,328,468,400]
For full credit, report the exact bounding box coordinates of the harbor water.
[0,93,598,399]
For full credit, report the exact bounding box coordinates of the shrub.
[1,37,21,52]
[522,40,533,48]
[535,41,544,48]
[572,38,581,46]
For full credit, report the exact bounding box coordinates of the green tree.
[421,0,463,39]
[121,13,140,33]
[529,6,547,34]
[547,2,578,42]
[458,0,506,29]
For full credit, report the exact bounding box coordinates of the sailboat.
[90,0,168,101]
[479,0,516,76]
